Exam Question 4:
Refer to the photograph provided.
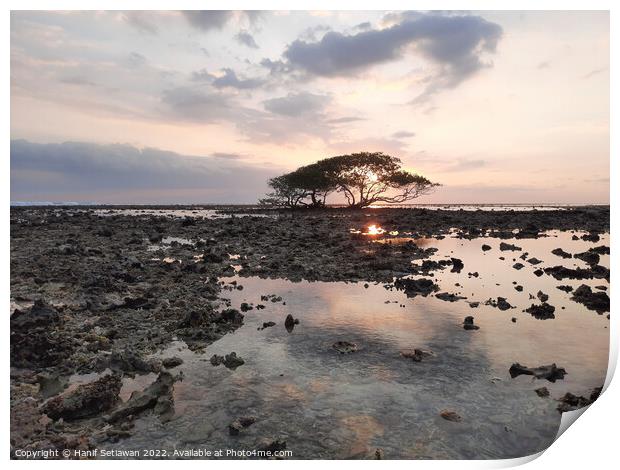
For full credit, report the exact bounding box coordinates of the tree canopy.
[260,152,439,208]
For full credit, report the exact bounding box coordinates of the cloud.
[161,86,236,122]
[181,10,234,31]
[327,116,365,124]
[582,67,607,79]
[272,12,501,102]
[263,91,330,117]
[122,11,159,35]
[10,139,278,203]
[212,152,242,160]
[442,158,487,172]
[127,51,147,67]
[182,11,261,32]
[212,68,265,90]
[392,131,416,139]
[235,30,259,49]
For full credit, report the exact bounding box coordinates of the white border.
[3,1,616,468]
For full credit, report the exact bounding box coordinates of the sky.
[10,10,609,204]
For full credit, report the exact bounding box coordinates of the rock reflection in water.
[98,230,607,459]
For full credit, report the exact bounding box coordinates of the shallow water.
[92,230,608,459]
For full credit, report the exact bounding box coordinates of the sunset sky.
[10,10,609,204]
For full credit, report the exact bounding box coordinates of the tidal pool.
[98,231,608,459]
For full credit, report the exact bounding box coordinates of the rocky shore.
[10,205,610,458]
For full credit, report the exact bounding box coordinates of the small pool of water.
[95,231,608,459]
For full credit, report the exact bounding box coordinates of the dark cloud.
[235,30,259,49]
[212,68,265,90]
[182,11,261,32]
[272,13,501,102]
[10,139,278,204]
[181,10,234,31]
[263,92,330,117]
[392,131,416,139]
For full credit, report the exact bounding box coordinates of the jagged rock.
[450,258,464,273]
[525,302,556,320]
[512,263,524,270]
[481,244,492,251]
[11,300,60,330]
[42,374,122,421]
[210,352,245,369]
[500,242,522,251]
[551,248,572,259]
[537,291,549,302]
[463,316,479,330]
[535,387,549,397]
[333,341,358,354]
[435,292,467,302]
[509,363,566,382]
[394,278,439,297]
[400,348,435,361]
[162,357,183,369]
[571,284,610,313]
[107,371,176,423]
[228,416,256,436]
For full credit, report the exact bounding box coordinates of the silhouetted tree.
[260,152,438,208]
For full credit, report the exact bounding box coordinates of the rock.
[557,285,573,293]
[537,291,549,302]
[440,410,462,422]
[500,242,522,251]
[435,292,467,302]
[394,278,439,297]
[210,352,245,369]
[533,269,544,277]
[527,257,543,265]
[258,321,276,330]
[535,387,549,397]
[571,284,610,313]
[219,308,244,325]
[509,363,566,382]
[228,415,257,436]
[581,232,600,242]
[463,316,479,330]
[514,285,523,292]
[557,387,602,412]
[42,374,122,421]
[333,341,358,354]
[485,297,513,310]
[108,348,160,374]
[450,258,464,273]
[525,302,556,320]
[107,371,176,423]
[544,265,596,280]
[512,263,524,270]
[162,357,183,369]
[284,314,299,332]
[400,348,435,361]
[468,302,480,308]
[575,251,600,266]
[258,438,287,454]
[11,300,60,330]
[481,244,492,251]
[511,317,517,323]
[374,448,384,460]
[551,248,572,259]
[240,302,253,312]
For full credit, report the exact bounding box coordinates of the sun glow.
[365,224,385,236]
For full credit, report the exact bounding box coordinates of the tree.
[316,152,439,208]
[259,151,439,208]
